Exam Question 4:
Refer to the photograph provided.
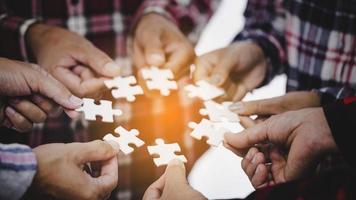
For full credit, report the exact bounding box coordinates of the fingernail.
[104,62,121,75]
[169,158,183,166]
[229,102,243,111]
[69,95,83,107]
[5,107,16,116]
[64,109,80,118]
[209,75,222,86]
[256,165,263,174]
[251,155,257,164]
[246,149,253,160]
[106,140,120,153]
[149,53,165,64]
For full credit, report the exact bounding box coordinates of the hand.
[30,140,120,200]
[224,108,338,188]
[194,41,267,101]
[143,159,206,200]
[132,13,195,78]
[27,24,121,97]
[0,57,82,132]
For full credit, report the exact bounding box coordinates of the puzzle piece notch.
[199,100,239,122]
[184,80,224,101]
[75,98,122,122]
[188,119,226,147]
[104,76,143,102]
[147,138,187,167]
[103,126,144,155]
[141,66,178,96]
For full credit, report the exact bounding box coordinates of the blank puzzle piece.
[103,126,144,155]
[188,119,226,147]
[200,100,239,122]
[184,80,224,101]
[104,76,143,102]
[75,98,122,123]
[147,138,187,167]
[141,66,178,96]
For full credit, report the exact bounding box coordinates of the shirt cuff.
[0,143,37,200]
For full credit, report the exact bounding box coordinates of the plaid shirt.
[0,0,217,199]
[235,0,356,104]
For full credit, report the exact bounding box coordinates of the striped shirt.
[0,143,37,200]
[234,0,356,104]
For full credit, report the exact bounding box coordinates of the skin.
[27,24,121,98]
[143,159,206,200]
[29,140,120,200]
[0,57,82,132]
[132,13,195,79]
[194,41,268,101]
[224,108,338,188]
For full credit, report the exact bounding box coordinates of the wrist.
[26,23,52,59]
[315,108,339,154]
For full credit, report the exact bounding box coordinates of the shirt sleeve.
[233,0,287,86]
[315,86,356,105]
[323,96,356,168]
[0,143,37,200]
[133,0,218,43]
[0,2,38,61]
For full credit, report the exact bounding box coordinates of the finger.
[142,34,166,67]
[224,122,268,151]
[143,172,166,200]
[165,159,188,185]
[164,43,195,78]
[193,53,215,82]
[245,152,265,180]
[93,155,119,197]
[5,106,32,132]
[239,116,257,129]
[31,95,58,114]
[75,140,120,164]
[251,164,269,188]
[209,52,237,86]
[241,147,259,171]
[80,44,120,77]
[229,98,281,116]
[231,83,248,102]
[8,99,47,123]
[132,39,147,69]
[26,66,83,109]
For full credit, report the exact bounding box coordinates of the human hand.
[224,108,338,188]
[132,13,195,78]
[27,24,120,97]
[31,140,120,200]
[194,41,267,101]
[0,57,82,132]
[143,159,206,200]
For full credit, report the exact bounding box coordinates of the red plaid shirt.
[0,1,217,199]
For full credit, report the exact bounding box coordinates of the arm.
[0,143,37,200]
[234,0,287,85]
[323,96,356,167]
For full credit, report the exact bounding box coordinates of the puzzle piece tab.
[147,138,187,167]
[200,100,239,122]
[188,119,226,147]
[141,66,178,96]
[103,126,144,155]
[104,76,143,102]
[75,98,122,123]
[184,80,224,101]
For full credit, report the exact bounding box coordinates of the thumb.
[224,121,268,152]
[165,159,188,185]
[27,65,83,110]
[229,98,280,116]
[79,44,120,77]
[208,55,236,86]
[75,140,119,164]
[143,36,166,67]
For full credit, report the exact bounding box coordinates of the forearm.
[0,143,37,200]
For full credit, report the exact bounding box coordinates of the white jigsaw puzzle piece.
[141,66,178,96]
[103,126,144,155]
[147,138,187,167]
[184,80,224,101]
[75,98,122,122]
[213,119,242,134]
[104,76,143,102]
[199,100,239,122]
[188,119,226,147]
